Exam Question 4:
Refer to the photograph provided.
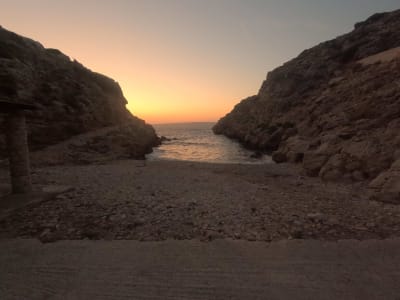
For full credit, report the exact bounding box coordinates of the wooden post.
[4,111,32,194]
[1,100,36,194]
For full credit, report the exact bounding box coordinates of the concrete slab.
[0,238,399,299]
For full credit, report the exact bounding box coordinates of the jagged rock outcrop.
[0,26,159,162]
[29,122,159,166]
[369,159,400,204]
[214,10,400,202]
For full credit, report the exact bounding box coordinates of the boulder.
[275,136,309,163]
[319,154,344,181]
[303,152,329,177]
[369,160,400,204]
[272,151,287,163]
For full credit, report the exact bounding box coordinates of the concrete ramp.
[1,239,399,299]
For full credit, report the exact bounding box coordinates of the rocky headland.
[213,10,400,203]
[0,26,159,164]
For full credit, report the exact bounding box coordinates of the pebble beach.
[1,160,399,243]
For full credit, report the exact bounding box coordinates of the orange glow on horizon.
[124,88,233,125]
[119,78,245,125]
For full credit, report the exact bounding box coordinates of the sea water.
[147,122,271,164]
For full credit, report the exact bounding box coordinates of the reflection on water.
[147,122,272,164]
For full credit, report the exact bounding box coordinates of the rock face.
[369,159,400,204]
[214,10,400,201]
[0,26,159,162]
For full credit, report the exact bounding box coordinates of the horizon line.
[150,121,217,126]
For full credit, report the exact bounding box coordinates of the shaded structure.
[0,100,36,194]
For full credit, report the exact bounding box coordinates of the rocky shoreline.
[213,10,400,204]
[1,160,399,243]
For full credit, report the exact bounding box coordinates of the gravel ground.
[1,160,400,242]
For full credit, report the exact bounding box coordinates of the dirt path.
[1,160,399,242]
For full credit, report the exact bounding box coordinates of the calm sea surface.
[147,122,272,164]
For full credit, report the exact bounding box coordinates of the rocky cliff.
[214,10,400,203]
[0,26,159,162]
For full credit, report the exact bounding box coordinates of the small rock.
[39,229,56,243]
[42,221,58,229]
[272,151,287,163]
[290,229,303,239]
[108,214,118,222]
[366,222,376,228]
[134,218,146,226]
[353,225,368,231]
[327,229,337,235]
[307,213,326,223]
[160,136,172,142]
[56,195,68,200]
[67,228,76,235]
[203,230,222,241]
[326,217,340,226]
[293,220,304,227]
[82,229,101,239]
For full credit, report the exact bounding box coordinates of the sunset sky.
[1,0,398,124]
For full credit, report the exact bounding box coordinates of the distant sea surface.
[147,122,271,164]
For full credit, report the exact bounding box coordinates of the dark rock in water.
[0,26,159,162]
[213,9,400,203]
[160,136,172,142]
